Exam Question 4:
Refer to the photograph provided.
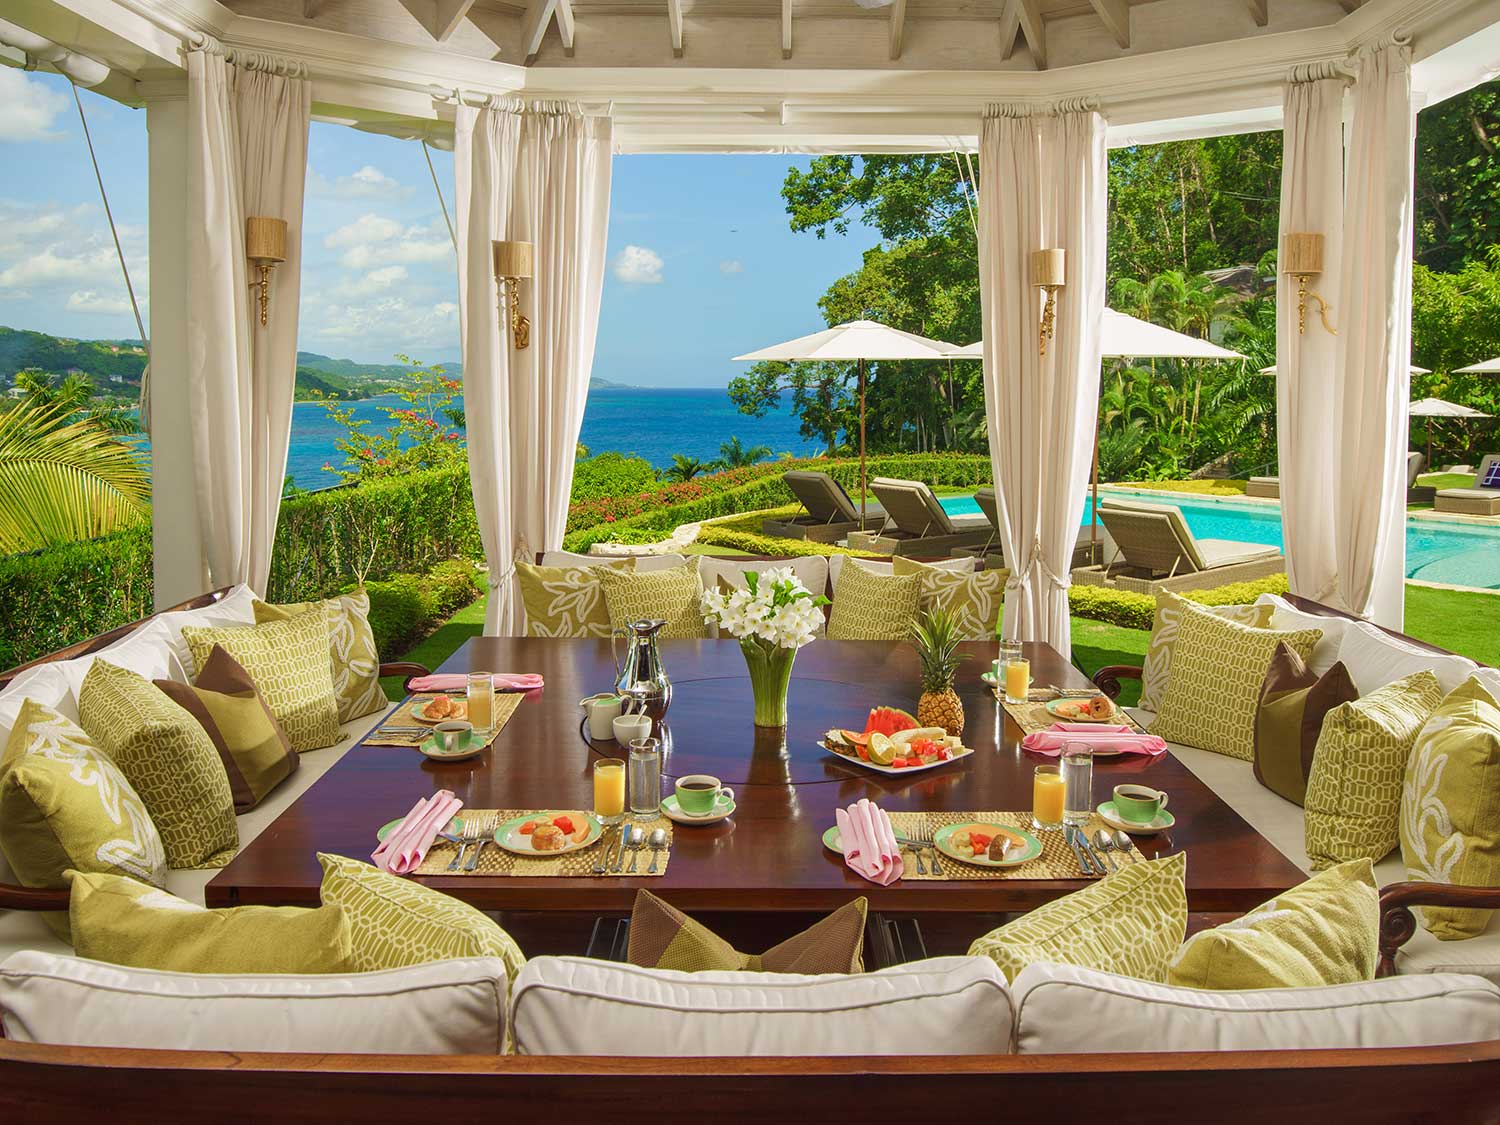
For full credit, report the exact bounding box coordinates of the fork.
[464,812,496,872]
[448,818,484,871]
[907,841,926,875]
[593,824,619,875]
[913,834,944,876]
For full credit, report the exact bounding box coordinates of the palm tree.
[716,435,772,469]
[662,454,707,483]
[0,401,150,554]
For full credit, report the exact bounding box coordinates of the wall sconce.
[246,217,287,328]
[1031,248,1066,356]
[1282,232,1337,336]
[493,240,534,350]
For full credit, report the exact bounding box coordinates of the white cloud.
[0,71,70,143]
[719,259,744,275]
[67,291,134,314]
[334,264,410,298]
[311,296,458,344]
[612,244,664,285]
[325,213,404,248]
[0,245,121,292]
[323,213,451,269]
[309,165,410,199]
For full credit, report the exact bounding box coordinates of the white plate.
[816,741,973,776]
[494,811,603,856]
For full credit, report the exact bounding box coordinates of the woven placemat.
[364,692,523,748]
[998,696,1144,737]
[882,811,1143,881]
[410,810,672,877]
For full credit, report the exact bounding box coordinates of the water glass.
[628,737,662,816]
[466,672,495,737]
[1032,763,1064,830]
[593,758,625,825]
[1061,743,1094,827]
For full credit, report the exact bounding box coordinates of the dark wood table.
[207,638,1305,919]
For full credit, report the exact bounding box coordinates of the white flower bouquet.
[701,567,829,727]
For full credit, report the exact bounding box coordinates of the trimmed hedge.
[364,558,483,656]
[1067,573,1290,631]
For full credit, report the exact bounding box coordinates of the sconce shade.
[246,217,288,264]
[493,240,535,280]
[1282,232,1324,276]
[1030,248,1066,289]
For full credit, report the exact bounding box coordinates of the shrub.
[694,525,883,559]
[360,559,483,657]
[570,451,659,503]
[1067,573,1290,631]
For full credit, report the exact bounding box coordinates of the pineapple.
[911,608,970,737]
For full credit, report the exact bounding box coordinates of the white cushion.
[510,955,1012,1056]
[698,555,830,601]
[1475,668,1500,701]
[1012,962,1500,1052]
[140,584,260,678]
[828,553,973,592]
[1194,539,1282,568]
[1255,593,1350,677]
[540,551,686,572]
[1335,620,1478,697]
[0,952,509,1054]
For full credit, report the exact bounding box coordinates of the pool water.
[939,489,1500,590]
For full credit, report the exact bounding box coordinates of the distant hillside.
[0,326,146,388]
[590,376,635,390]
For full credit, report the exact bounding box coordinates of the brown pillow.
[627,889,867,973]
[1253,642,1357,806]
[156,646,299,812]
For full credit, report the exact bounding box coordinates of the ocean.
[281,387,822,490]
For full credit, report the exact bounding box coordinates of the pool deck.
[1098,482,1500,529]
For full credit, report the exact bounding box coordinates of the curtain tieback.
[1006,536,1071,593]
[489,537,534,590]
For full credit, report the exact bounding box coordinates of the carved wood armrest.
[378,662,432,693]
[1091,665,1143,701]
[1377,881,1500,977]
[0,883,70,912]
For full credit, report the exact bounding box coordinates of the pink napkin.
[371,790,464,874]
[406,672,544,693]
[835,799,902,886]
[1021,722,1168,758]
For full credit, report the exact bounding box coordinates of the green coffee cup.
[1112,784,1168,825]
[675,774,733,817]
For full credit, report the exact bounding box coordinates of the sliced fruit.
[890,726,948,746]
[863,706,919,737]
[867,730,897,766]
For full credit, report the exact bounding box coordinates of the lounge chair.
[1245,477,1280,499]
[1434,454,1500,516]
[952,486,1106,569]
[846,477,993,557]
[1076,496,1285,594]
[1250,453,1426,502]
[761,471,887,543]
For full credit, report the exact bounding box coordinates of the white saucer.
[1097,800,1175,836]
[660,793,735,825]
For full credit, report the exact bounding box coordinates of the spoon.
[646,827,668,874]
[1112,828,1133,859]
[625,825,646,873]
[1092,829,1119,873]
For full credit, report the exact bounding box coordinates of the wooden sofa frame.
[2,586,1500,1119]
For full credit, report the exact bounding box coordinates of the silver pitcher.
[613,618,672,720]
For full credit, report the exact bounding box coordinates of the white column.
[144,85,209,608]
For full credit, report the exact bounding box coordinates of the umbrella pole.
[858,357,868,524]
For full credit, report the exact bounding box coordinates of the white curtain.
[1334,44,1415,626]
[1276,69,1346,608]
[455,102,613,634]
[979,104,1107,651]
[186,48,309,594]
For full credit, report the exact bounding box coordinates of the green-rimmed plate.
[933,821,1041,868]
[1044,698,1118,723]
[495,811,603,857]
[376,814,464,844]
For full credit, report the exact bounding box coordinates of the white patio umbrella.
[1410,396,1492,466]
[734,319,958,520]
[1258,362,1431,374]
[1457,357,1500,373]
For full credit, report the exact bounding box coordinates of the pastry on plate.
[531,824,565,851]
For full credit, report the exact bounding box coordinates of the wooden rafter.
[667,0,683,57]
[999,0,1045,69]
[1337,0,1364,10]
[889,0,907,61]
[302,0,323,18]
[1244,0,1268,26]
[555,0,575,56]
[781,0,792,60]
[521,0,558,61]
[1088,0,1129,49]
[430,0,479,42]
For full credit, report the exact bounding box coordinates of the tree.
[662,453,708,482]
[320,355,465,482]
[1415,84,1500,272]
[727,360,854,457]
[716,435,772,468]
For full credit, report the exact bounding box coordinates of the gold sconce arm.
[245,216,287,328]
[493,240,535,350]
[1031,248,1066,357]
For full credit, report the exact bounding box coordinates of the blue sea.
[282,387,822,490]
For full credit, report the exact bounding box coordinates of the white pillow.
[149,584,260,677]
[510,955,1012,1057]
[1475,668,1500,703]
[0,952,510,1055]
[1254,593,1349,677]
[828,553,973,592]
[540,551,686,573]
[1011,962,1500,1053]
[1335,620,1479,697]
[698,556,830,601]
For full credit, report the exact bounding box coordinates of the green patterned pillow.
[1140,593,1273,712]
[517,558,634,638]
[968,853,1187,983]
[70,870,351,973]
[182,611,340,752]
[827,559,922,641]
[1305,670,1443,870]
[254,588,387,722]
[317,852,526,976]
[893,557,1007,641]
[1150,604,1322,760]
[1167,859,1378,989]
[78,659,238,870]
[1400,676,1500,939]
[0,699,166,939]
[598,559,707,639]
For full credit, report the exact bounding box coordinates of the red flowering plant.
[319,355,467,482]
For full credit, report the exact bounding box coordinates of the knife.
[1064,825,1095,877]
[1078,833,1107,877]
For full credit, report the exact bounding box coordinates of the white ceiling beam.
[888,0,907,61]
[431,0,479,42]
[781,0,792,60]
[999,0,1045,70]
[1244,0,1268,26]
[520,0,558,61]
[667,0,683,58]
[555,0,575,57]
[1088,0,1130,49]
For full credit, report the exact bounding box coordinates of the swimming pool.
[939,488,1500,590]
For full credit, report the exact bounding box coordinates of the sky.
[0,67,876,388]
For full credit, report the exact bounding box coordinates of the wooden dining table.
[206,637,1306,926]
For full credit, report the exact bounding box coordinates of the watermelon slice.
[863,706,918,736]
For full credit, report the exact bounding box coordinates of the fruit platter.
[820,707,974,776]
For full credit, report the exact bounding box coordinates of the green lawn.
[380,595,490,699]
[1405,584,1500,666]
[1417,472,1476,492]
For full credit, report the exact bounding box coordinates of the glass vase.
[740,637,795,729]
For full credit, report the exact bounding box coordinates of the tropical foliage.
[319,355,465,482]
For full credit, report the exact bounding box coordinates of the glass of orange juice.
[1032,763,1064,830]
[998,641,1030,705]
[593,758,626,825]
[467,672,495,737]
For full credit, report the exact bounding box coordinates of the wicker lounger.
[1079,496,1286,593]
[951,487,1105,569]
[1434,455,1500,517]
[1245,477,1280,499]
[847,476,994,556]
[761,470,888,543]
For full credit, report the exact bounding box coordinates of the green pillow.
[254,587,387,723]
[1305,671,1443,870]
[627,889,867,973]
[1400,676,1500,940]
[1253,642,1358,807]
[317,852,526,975]
[0,699,167,939]
[155,645,299,813]
[78,659,238,870]
[892,557,1007,642]
[968,853,1187,983]
[1150,603,1322,761]
[598,559,708,639]
[517,557,634,638]
[182,611,340,752]
[1140,592,1273,712]
[827,559,922,641]
[1167,859,1379,989]
[69,870,351,973]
